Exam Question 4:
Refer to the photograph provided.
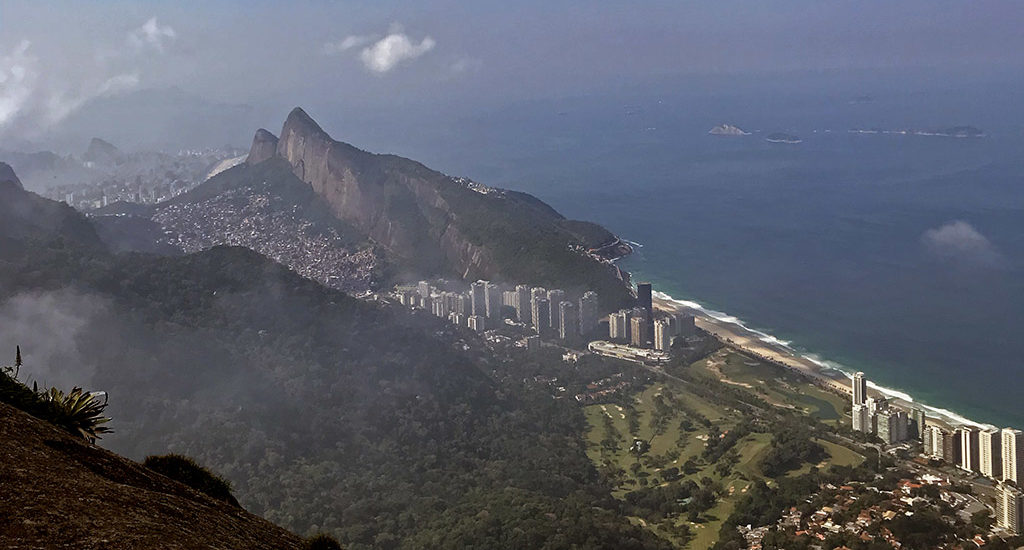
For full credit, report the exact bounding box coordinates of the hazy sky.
[1,1,1022,144]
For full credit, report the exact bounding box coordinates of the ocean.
[335,72,1024,428]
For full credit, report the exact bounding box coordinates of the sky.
[1,1,1022,147]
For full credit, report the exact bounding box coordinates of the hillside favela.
[2,3,1024,550]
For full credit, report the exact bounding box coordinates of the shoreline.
[652,291,994,430]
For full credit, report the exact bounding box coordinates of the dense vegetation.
[0,224,664,549]
[143,454,239,506]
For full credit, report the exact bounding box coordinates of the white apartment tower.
[1003,428,1024,484]
[852,372,867,406]
[980,429,1003,480]
[997,483,1024,535]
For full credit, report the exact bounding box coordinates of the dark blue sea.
[333,72,1024,427]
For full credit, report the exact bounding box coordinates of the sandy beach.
[653,295,984,430]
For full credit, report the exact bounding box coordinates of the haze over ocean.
[357,73,1024,428]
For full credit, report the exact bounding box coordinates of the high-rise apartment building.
[579,291,599,335]
[997,483,1024,535]
[515,285,532,324]
[558,301,578,340]
[470,281,487,317]
[1003,428,1024,484]
[546,289,565,330]
[654,319,674,351]
[636,282,653,345]
[485,282,503,319]
[981,429,1003,479]
[852,372,867,406]
[960,427,980,472]
[609,310,631,342]
[630,316,648,348]
[531,297,550,334]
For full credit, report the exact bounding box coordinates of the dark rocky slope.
[0,402,302,549]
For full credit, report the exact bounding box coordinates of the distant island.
[765,132,802,144]
[708,124,750,136]
[849,126,984,138]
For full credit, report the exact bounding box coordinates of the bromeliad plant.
[41,386,112,443]
[2,347,112,443]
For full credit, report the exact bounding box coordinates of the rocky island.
[708,124,751,136]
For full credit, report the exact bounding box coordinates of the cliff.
[253,107,632,307]
[0,402,302,549]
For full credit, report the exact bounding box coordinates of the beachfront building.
[676,313,696,336]
[1003,428,1024,484]
[579,291,599,334]
[911,408,926,440]
[853,372,867,407]
[997,483,1024,535]
[959,427,980,472]
[637,282,653,339]
[981,429,1004,479]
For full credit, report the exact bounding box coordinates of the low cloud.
[326,25,435,74]
[922,220,1003,267]
[0,290,111,390]
[128,17,177,53]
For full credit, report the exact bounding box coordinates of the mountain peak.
[282,107,328,138]
[247,128,279,165]
[0,162,23,189]
[83,137,123,165]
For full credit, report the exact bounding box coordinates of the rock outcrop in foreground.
[0,402,302,549]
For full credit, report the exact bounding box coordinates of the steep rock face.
[274,108,449,272]
[246,129,279,165]
[250,107,632,307]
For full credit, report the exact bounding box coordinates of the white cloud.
[922,220,1003,267]
[323,35,376,55]
[129,17,177,53]
[0,29,150,135]
[359,32,435,73]
[0,40,37,128]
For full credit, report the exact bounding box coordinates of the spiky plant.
[41,386,112,443]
